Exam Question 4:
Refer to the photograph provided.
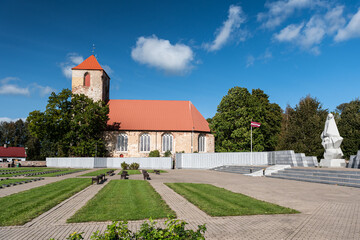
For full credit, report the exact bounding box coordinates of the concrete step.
[212,165,265,175]
[285,168,360,175]
[271,172,360,184]
[268,174,360,188]
[274,170,360,179]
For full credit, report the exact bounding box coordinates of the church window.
[117,134,128,151]
[84,72,90,87]
[198,134,206,152]
[140,133,150,152]
[162,133,173,152]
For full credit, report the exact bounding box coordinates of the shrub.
[129,162,140,170]
[60,218,206,240]
[148,150,160,157]
[121,161,129,170]
[164,150,172,157]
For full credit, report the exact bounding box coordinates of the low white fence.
[176,152,268,169]
[46,157,172,169]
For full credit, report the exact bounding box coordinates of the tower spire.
[91,44,97,58]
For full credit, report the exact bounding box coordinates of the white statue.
[320,113,345,167]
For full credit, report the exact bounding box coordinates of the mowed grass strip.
[81,168,116,176]
[68,180,175,222]
[165,183,299,216]
[0,168,59,177]
[40,169,86,177]
[118,170,141,175]
[147,170,167,173]
[0,178,34,185]
[0,178,91,226]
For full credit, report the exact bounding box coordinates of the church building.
[72,55,214,157]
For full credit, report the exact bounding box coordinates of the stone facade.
[104,131,215,157]
[72,69,110,103]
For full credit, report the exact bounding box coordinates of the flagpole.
[251,123,253,166]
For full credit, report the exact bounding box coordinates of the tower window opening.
[84,73,90,87]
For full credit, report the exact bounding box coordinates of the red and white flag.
[251,121,261,128]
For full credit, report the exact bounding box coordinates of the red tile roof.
[72,55,103,70]
[0,147,27,158]
[108,100,210,132]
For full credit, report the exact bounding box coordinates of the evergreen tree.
[336,99,360,159]
[209,87,282,152]
[276,95,328,159]
[27,89,109,158]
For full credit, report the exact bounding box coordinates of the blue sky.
[1,0,360,121]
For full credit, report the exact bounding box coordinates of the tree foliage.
[27,89,109,157]
[336,99,360,159]
[0,119,27,147]
[209,87,282,152]
[276,95,328,159]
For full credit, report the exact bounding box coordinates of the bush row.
[56,218,206,240]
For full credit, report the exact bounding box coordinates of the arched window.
[139,133,150,152]
[117,134,128,151]
[84,72,90,87]
[198,134,206,152]
[162,133,173,152]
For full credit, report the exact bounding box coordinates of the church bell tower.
[71,55,110,103]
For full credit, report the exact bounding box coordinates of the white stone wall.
[104,130,215,157]
[46,157,172,169]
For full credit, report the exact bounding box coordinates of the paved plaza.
[0,169,360,239]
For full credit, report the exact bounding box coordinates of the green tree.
[336,99,360,159]
[209,87,282,152]
[0,119,27,147]
[27,89,109,157]
[276,95,328,159]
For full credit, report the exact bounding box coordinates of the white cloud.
[246,55,255,67]
[246,49,273,67]
[0,117,26,123]
[131,35,194,74]
[0,77,54,97]
[60,53,84,79]
[335,8,360,42]
[0,84,30,96]
[274,23,304,41]
[205,5,246,51]
[0,77,19,84]
[31,83,55,97]
[325,5,346,35]
[258,0,318,29]
[103,65,113,74]
[274,6,345,54]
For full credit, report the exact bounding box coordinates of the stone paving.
[0,169,360,239]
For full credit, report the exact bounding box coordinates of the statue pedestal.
[320,159,346,168]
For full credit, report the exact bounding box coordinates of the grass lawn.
[81,169,116,176]
[0,178,91,226]
[0,168,61,177]
[0,167,50,172]
[165,183,299,216]
[40,169,85,177]
[147,170,167,173]
[0,178,35,185]
[68,180,175,222]
[118,170,141,175]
